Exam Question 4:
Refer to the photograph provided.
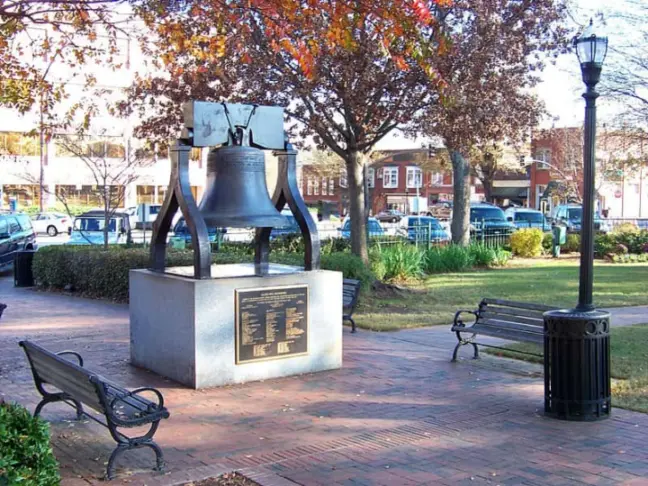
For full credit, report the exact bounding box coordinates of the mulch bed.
[184,472,260,486]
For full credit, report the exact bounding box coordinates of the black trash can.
[14,250,36,287]
[543,309,611,421]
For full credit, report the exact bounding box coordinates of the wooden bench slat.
[463,326,544,344]
[479,311,544,327]
[479,306,547,321]
[27,352,104,411]
[475,319,544,335]
[481,298,558,313]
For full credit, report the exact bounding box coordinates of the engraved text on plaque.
[235,285,308,364]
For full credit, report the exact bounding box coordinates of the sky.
[376,0,627,151]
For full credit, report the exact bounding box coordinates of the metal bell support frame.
[150,101,320,279]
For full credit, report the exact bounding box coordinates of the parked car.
[470,203,516,235]
[126,204,162,229]
[375,209,404,223]
[0,213,37,269]
[339,218,385,238]
[67,211,132,245]
[30,212,71,236]
[550,204,609,233]
[170,217,226,245]
[398,215,449,242]
[504,208,551,231]
[270,213,301,240]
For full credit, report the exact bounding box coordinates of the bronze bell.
[199,145,288,228]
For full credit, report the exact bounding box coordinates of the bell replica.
[199,143,288,228]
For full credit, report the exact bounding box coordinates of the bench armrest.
[130,387,165,411]
[453,310,478,328]
[56,351,84,367]
[108,387,165,417]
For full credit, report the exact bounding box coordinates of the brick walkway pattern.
[1,277,648,486]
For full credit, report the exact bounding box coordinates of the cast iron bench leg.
[452,333,479,362]
[35,393,83,420]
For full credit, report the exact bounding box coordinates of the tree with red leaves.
[126,0,450,263]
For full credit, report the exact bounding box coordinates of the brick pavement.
[1,276,648,486]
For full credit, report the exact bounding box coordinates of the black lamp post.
[543,20,611,421]
[575,19,608,310]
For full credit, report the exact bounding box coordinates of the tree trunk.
[482,178,494,203]
[346,150,369,264]
[450,150,471,246]
[103,186,109,250]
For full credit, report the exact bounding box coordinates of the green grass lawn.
[484,325,648,413]
[355,259,648,331]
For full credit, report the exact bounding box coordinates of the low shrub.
[562,234,581,253]
[423,245,474,273]
[594,233,617,258]
[33,245,374,301]
[612,222,641,235]
[379,244,423,282]
[510,228,544,257]
[492,247,512,266]
[0,402,60,485]
[610,253,648,264]
[468,244,496,267]
[594,230,648,258]
[542,232,553,252]
[320,253,375,290]
[368,248,387,282]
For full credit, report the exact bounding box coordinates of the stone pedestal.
[129,264,343,389]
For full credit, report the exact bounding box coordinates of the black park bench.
[450,298,559,361]
[343,278,361,333]
[20,340,170,480]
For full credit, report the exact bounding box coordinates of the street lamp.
[543,20,611,421]
[574,19,608,310]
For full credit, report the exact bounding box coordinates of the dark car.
[470,203,516,236]
[550,204,609,234]
[375,209,404,223]
[504,208,551,232]
[171,217,226,244]
[398,216,449,242]
[0,213,37,270]
[339,218,385,238]
[270,214,300,240]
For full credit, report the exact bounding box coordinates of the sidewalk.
[1,277,648,486]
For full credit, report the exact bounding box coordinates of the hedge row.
[33,245,375,302]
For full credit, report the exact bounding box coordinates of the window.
[367,168,375,188]
[2,184,40,207]
[329,178,334,195]
[535,149,551,169]
[314,178,319,195]
[431,172,444,185]
[0,219,7,235]
[406,167,422,188]
[383,167,398,188]
[55,137,125,158]
[0,132,39,156]
[17,214,32,231]
[321,177,328,196]
[339,175,348,188]
[307,179,313,196]
[8,217,21,234]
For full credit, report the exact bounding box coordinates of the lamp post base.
[543,308,611,421]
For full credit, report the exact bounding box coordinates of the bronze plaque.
[235,285,308,364]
